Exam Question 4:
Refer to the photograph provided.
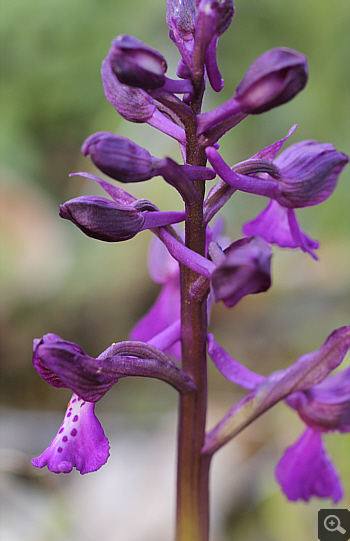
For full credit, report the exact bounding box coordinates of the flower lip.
[109,35,168,90]
[275,428,343,503]
[234,47,308,114]
[31,393,110,475]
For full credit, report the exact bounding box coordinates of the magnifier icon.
[324,515,346,534]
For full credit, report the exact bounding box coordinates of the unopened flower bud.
[234,48,308,114]
[108,35,167,90]
[60,196,145,242]
[82,132,163,183]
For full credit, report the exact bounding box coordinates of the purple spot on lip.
[67,412,71,418]
[71,429,77,437]
[80,402,85,407]
[57,447,63,453]
[62,436,68,442]
[58,428,64,434]
[73,415,79,422]
[72,399,76,403]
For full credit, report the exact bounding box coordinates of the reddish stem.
[176,109,210,540]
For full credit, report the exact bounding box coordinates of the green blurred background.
[0,0,349,540]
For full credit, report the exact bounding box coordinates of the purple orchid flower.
[32,333,196,474]
[208,236,272,307]
[276,367,350,503]
[32,393,110,475]
[205,126,349,258]
[205,328,350,502]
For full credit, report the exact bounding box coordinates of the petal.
[275,428,343,503]
[243,200,319,259]
[253,125,297,162]
[32,393,110,475]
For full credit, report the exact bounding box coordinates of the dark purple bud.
[234,48,308,114]
[210,236,272,307]
[82,132,163,183]
[108,35,167,90]
[59,196,145,242]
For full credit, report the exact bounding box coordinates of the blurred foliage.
[0,0,349,538]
